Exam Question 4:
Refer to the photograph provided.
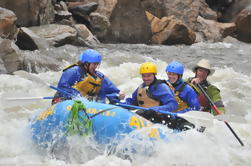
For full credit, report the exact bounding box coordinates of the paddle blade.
[178,111,214,128]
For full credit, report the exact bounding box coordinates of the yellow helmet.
[139,62,157,74]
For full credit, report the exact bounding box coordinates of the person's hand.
[191,78,201,84]
[118,92,125,100]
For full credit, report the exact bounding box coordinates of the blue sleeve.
[125,88,138,105]
[149,83,178,112]
[57,66,82,97]
[180,85,201,111]
[97,72,120,102]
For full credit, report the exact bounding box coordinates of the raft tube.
[31,98,169,148]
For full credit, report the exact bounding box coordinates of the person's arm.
[57,67,81,98]
[97,73,120,102]
[184,85,201,111]
[149,83,178,112]
[207,85,225,115]
[125,88,138,105]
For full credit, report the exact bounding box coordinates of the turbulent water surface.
[0,41,251,166]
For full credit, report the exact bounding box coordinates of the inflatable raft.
[31,98,169,149]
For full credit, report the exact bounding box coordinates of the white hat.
[193,59,215,75]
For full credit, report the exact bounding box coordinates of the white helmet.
[193,59,215,75]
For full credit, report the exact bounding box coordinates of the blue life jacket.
[56,65,120,103]
[126,79,178,112]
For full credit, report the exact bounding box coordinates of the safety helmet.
[193,59,215,75]
[79,49,102,63]
[166,61,184,75]
[139,62,157,74]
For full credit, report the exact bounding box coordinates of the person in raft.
[124,62,185,129]
[164,61,201,130]
[166,61,200,113]
[186,59,225,115]
[52,49,125,104]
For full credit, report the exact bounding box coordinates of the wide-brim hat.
[193,59,215,75]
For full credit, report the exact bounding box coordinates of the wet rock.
[89,12,110,39]
[0,38,23,74]
[72,24,100,47]
[68,2,98,15]
[81,0,118,19]
[223,36,241,43]
[29,24,77,47]
[16,27,50,51]
[196,16,236,42]
[220,0,251,22]
[141,0,217,31]
[0,0,55,26]
[54,1,72,22]
[235,6,251,43]
[0,7,18,40]
[102,0,152,44]
[68,2,98,24]
[146,12,195,45]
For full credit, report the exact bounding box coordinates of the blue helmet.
[79,49,102,63]
[166,61,184,75]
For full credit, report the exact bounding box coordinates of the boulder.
[54,1,72,22]
[0,0,55,26]
[72,24,100,47]
[196,16,236,42]
[146,12,196,45]
[102,0,152,44]
[141,0,217,31]
[89,12,110,39]
[234,7,251,43]
[0,7,17,40]
[29,24,77,47]
[221,0,251,22]
[68,2,98,24]
[16,27,50,50]
[0,38,23,74]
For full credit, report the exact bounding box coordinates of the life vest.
[63,63,78,72]
[160,80,189,113]
[186,78,211,112]
[137,81,162,108]
[198,93,211,108]
[173,83,189,113]
[63,64,103,98]
[73,73,102,98]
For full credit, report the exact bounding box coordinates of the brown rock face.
[146,12,195,45]
[102,0,152,44]
[196,16,236,42]
[0,38,23,74]
[141,0,217,31]
[0,7,17,40]
[235,7,251,43]
[0,0,55,26]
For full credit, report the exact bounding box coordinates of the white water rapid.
[1,42,251,166]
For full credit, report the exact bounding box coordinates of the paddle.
[6,96,54,100]
[116,103,214,128]
[197,83,244,146]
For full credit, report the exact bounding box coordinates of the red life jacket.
[198,93,210,108]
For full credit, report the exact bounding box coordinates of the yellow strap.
[174,91,189,112]
[73,73,102,97]
[63,64,78,72]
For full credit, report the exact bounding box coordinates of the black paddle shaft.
[197,84,244,146]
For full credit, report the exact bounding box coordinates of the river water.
[0,41,251,166]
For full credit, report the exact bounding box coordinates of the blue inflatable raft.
[31,98,169,149]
